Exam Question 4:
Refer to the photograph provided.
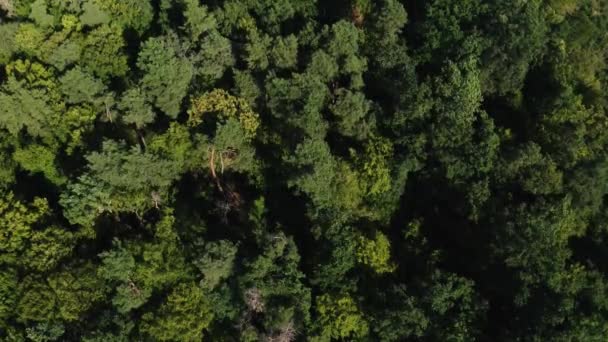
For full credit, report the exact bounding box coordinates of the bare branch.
[151,191,161,209]
[127,278,142,297]
[209,147,224,192]
[105,102,114,123]
[220,151,225,174]
[0,0,14,17]
[244,288,265,313]
[265,321,297,342]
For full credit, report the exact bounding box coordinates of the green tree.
[13,144,65,185]
[0,268,18,321]
[314,293,369,340]
[0,134,17,189]
[329,89,373,139]
[47,263,106,321]
[195,240,238,290]
[480,0,548,95]
[0,23,19,64]
[98,212,190,313]
[80,24,128,79]
[0,192,49,264]
[25,322,65,342]
[188,89,260,140]
[0,63,60,142]
[266,73,329,141]
[365,0,409,69]
[46,38,81,71]
[14,23,46,57]
[117,87,155,129]
[21,226,75,272]
[370,286,429,341]
[29,0,54,28]
[59,67,106,104]
[239,233,311,335]
[416,0,484,65]
[141,282,213,341]
[94,0,153,33]
[181,0,215,40]
[233,70,261,107]
[423,271,487,341]
[270,34,298,69]
[138,34,194,118]
[79,1,110,27]
[496,142,563,195]
[356,231,396,274]
[17,277,57,322]
[195,31,234,84]
[286,139,363,213]
[60,141,181,226]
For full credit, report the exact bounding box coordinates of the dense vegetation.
[1,0,608,340]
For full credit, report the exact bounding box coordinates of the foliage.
[94,0,153,33]
[25,322,65,342]
[0,192,49,262]
[0,23,19,64]
[314,293,369,340]
[47,263,106,321]
[79,1,110,27]
[188,89,260,139]
[60,141,181,226]
[356,231,396,273]
[140,282,213,341]
[59,67,106,105]
[13,144,65,185]
[195,240,238,290]
[138,34,194,118]
[1,1,608,340]
[117,87,155,129]
[80,24,128,79]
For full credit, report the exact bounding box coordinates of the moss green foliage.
[314,293,369,340]
[80,24,128,79]
[94,0,153,33]
[0,23,19,64]
[141,282,213,341]
[0,192,49,258]
[2,1,608,340]
[356,231,396,273]
[79,1,109,27]
[188,89,260,139]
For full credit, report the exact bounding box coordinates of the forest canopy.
[1,0,608,340]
